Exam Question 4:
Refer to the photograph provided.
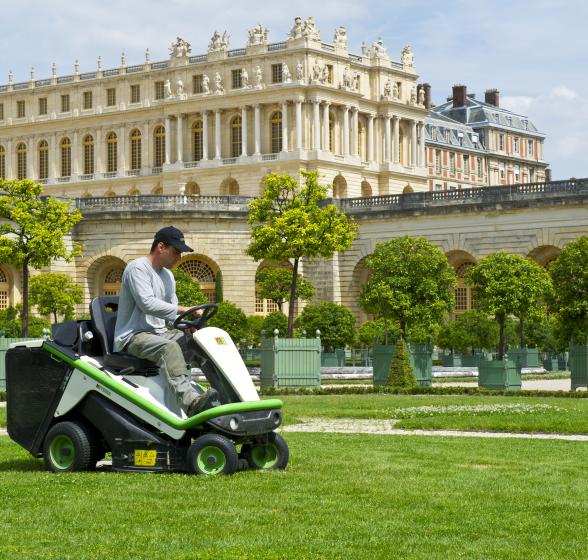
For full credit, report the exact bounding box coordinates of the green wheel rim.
[250,443,279,469]
[196,445,226,475]
[49,435,75,470]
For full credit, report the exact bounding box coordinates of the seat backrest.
[90,296,120,356]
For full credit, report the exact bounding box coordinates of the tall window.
[498,133,505,151]
[106,88,116,107]
[38,140,49,180]
[61,94,70,113]
[270,111,282,153]
[464,155,470,175]
[513,137,519,154]
[16,143,27,179]
[192,75,203,94]
[329,112,335,152]
[449,152,456,175]
[271,64,283,84]
[106,132,118,173]
[130,129,142,170]
[17,100,25,118]
[0,146,5,179]
[83,134,95,175]
[0,103,4,120]
[230,116,242,158]
[192,120,203,161]
[231,69,242,89]
[477,157,483,178]
[154,126,165,167]
[130,84,140,103]
[39,97,48,115]
[60,137,71,177]
[83,91,93,109]
[358,123,366,161]
[177,259,216,303]
[102,267,124,296]
[0,268,9,309]
[527,139,534,157]
[435,150,441,174]
[154,81,165,100]
[455,262,476,315]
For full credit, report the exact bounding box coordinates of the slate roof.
[425,112,485,152]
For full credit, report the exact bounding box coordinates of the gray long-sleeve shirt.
[113,256,178,351]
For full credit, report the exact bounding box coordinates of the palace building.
[0,17,573,323]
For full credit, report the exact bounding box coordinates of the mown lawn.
[1,433,588,559]
[280,394,588,434]
[0,408,5,427]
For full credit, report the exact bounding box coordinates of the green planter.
[0,337,38,390]
[441,352,462,367]
[542,356,559,371]
[558,352,569,371]
[569,345,588,390]
[372,343,432,387]
[260,335,321,389]
[509,347,540,370]
[320,352,338,367]
[478,359,521,390]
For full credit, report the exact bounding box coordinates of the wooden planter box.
[569,345,588,390]
[542,356,559,371]
[372,344,432,387]
[441,352,462,367]
[509,347,540,370]
[478,359,521,390]
[260,335,321,389]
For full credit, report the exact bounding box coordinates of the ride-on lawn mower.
[6,297,288,475]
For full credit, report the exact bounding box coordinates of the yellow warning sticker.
[215,337,227,345]
[134,449,157,467]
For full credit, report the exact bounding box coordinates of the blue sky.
[1,0,586,179]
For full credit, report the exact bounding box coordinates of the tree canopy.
[465,252,552,359]
[295,302,356,352]
[207,301,248,346]
[29,273,83,324]
[256,266,314,312]
[549,236,588,343]
[360,236,456,340]
[172,268,207,307]
[246,171,357,336]
[436,311,498,354]
[0,179,82,335]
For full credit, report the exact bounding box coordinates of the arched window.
[38,140,49,180]
[186,182,200,195]
[106,132,118,173]
[221,178,239,196]
[332,175,347,198]
[270,111,282,153]
[60,137,71,177]
[83,134,94,175]
[0,145,5,179]
[130,129,142,170]
[128,188,140,196]
[192,120,203,162]
[0,267,9,309]
[152,185,163,195]
[105,190,116,197]
[177,258,217,302]
[16,142,27,179]
[455,261,476,315]
[154,125,165,168]
[361,180,372,197]
[102,266,124,296]
[230,116,242,158]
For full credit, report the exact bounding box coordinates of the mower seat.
[89,296,159,376]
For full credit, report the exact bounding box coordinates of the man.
[114,226,218,417]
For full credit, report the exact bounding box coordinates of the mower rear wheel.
[43,421,99,473]
[241,432,289,470]
[186,433,239,476]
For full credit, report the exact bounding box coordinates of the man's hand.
[177,306,203,334]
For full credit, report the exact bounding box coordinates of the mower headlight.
[229,417,239,431]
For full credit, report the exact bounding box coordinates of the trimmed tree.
[172,268,207,307]
[357,318,400,347]
[29,273,83,324]
[256,267,314,313]
[437,311,498,354]
[549,235,588,343]
[0,179,82,336]
[214,270,224,303]
[360,236,456,341]
[294,302,356,352]
[465,251,552,359]
[244,315,264,347]
[261,311,289,338]
[387,338,416,388]
[246,171,357,336]
[207,301,248,346]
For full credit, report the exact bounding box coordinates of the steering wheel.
[173,303,219,330]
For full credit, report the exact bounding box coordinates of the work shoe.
[187,388,219,417]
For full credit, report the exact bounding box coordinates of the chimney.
[422,83,432,110]
[452,84,467,108]
[485,88,500,107]
[545,168,552,182]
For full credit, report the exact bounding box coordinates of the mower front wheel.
[43,421,99,473]
[241,432,289,471]
[186,433,239,476]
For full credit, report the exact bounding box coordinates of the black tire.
[43,421,100,473]
[186,433,239,475]
[241,432,289,471]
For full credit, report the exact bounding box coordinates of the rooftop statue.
[170,36,192,58]
[333,26,348,49]
[288,16,304,39]
[247,23,269,46]
[209,30,229,53]
[302,16,321,41]
[401,45,415,68]
[369,37,388,58]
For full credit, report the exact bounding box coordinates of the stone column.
[384,115,391,163]
[96,128,103,174]
[215,110,222,160]
[72,131,79,176]
[50,134,57,179]
[343,105,350,156]
[281,101,288,152]
[176,114,183,163]
[295,99,302,150]
[27,137,34,179]
[241,106,248,156]
[392,116,400,164]
[143,122,149,169]
[313,100,321,150]
[367,114,374,163]
[254,105,261,155]
[419,122,426,167]
[202,111,209,160]
[164,117,171,164]
[322,101,330,151]
[411,119,417,167]
[352,108,359,157]
[119,125,126,171]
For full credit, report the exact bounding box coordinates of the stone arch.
[254,260,294,316]
[176,255,219,302]
[127,187,140,196]
[185,181,200,195]
[105,189,116,197]
[0,265,17,310]
[446,250,477,316]
[348,256,371,324]
[151,185,163,195]
[361,180,372,197]
[86,255,127,298]
[402,184,414,194]
[332,174,347,198]
[81,191,92,198]
[220,177,239,196]
[528,245,561,269]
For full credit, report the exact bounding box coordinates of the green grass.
[0,408,5,428]
[0,433,587,559]
[281,394,588,434]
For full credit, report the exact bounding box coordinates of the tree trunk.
[519,317,525,348]
[497,313,505,360]
[287,258,299,337]
[53,311,58,324]
[383,316,388,345]
[21,260,29,337]
[399,319,406,342]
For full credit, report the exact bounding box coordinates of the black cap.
[154,226,193,252]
